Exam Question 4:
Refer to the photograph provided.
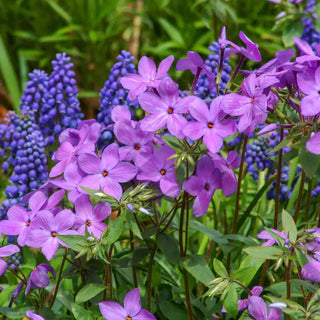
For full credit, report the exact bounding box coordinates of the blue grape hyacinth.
[39,53,83,145]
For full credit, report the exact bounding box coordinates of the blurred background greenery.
[0,0,282,119]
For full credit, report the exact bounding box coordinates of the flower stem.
[147,247,156,310]
[294,170,306,223]
[130,230,138,288]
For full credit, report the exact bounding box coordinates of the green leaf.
[159,301,186,320]
[182,254,214,284]
[230,267,257,285]
[57,234,88,252]
[126,211,142,240]
[298,149,320,177]
[213,259,228,277]
[190,221,228,245]
[71,303,93,320]
[243,246,283,260]
[223,283,238,319]
[75,283,106,304]
[162,135,183,151]
[45,0,72,24]
[0,35,21,112]
[158,18,185,46]
[282,20,304,47]
[156,233,180,264]
[104,214,124,245]
[0,307,29,318]
[282,209,297,243]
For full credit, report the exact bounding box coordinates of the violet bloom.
[221,73,272,133]
[120,55,174,100]
[301,259,320,282]
[26,209,77,261]
[74,195,110,238]
[226,31,261,62]
[138,78,197,139]
[136,146,181,197]
[183,156,222,217]
[99,288,156,320]
[257,229,287,246]
[26,311,45,320]
[25,263,56,295]
[78,143,137,201]
[183,96,236,153]
[248,296,282,320]
[297,66,320,116]
[306,132,320,155]
[210,151,240,197]
[0,245,20,276]
[114,121,154,163]
[176,51,215,89]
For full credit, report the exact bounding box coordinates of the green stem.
[183,269,193,320]
[305,178,312,228]
[294,170,306,223]
[49,248,68,308]
[130,230,138,288]
[147,247,156,310]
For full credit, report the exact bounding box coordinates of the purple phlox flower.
[183,156,222,217]
[219,26,227,49]
[297,65,320,116]
[209,151,240,197]
[78,143,137,201]
[221,73,270,133]
[225,31,261,62]
[114,120,154,163]
[183,96,236,153]
[294,37,320,64]
[306,132,320,155]
[74,195,110,238]
[111,105,132,123]
[9,281,24,307]
[258,124,278,136]
[25,263,56,295]
[26,209,77,260]
[50,122,100,178]
[248,296,282,320]
[120,55,174,100]
[257,228,287,246]
[0,245,20,276]
[99,288,156,320]
[301,259,320,282]
[176,51,215,89]
[48,162,86,204]
[136,145,181,197]
[222,286,263,313]
[138,78,197,139]
[26,311,45,320]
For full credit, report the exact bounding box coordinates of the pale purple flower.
[301,259,320,282]
[176,51,215,89]
[257,229,287,246]
[183,96,236,153]
[138,78,197,138]
[111,105,132,123]
[99,288,156,320]
[25,263,56,295]
[26,311,45,320]
[78,143,137,201]
[136,145,181,197]
[120,55,174,100]
[294,37,320,64]
[114,121,154,163]
[306,132,320,155]
[74,195,110,238]
[0,245,20,276]
[26,209,77,260]
[183,156,222,217]
[248,296,282,320]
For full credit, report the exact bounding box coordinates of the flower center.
[26,221,30,226]
[204,183,210,191]
[134,144,141,150]
[227,164,231,168]
[51,231,57,237]
[207,122,214,129]
[167,107,174,114]
[126,317,132,320]
[86,220,92,226]
[160,169,166,175]
[102,170,108,177]
[250,97,254,103]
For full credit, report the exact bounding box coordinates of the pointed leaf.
[213,259,228,277]
[243,246,283,260]
[282,210,297,243]
[75,283,106,304]
[223,283,238,319]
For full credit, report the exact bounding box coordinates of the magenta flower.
[226,31,261,62]
[301,259,320,282]
[26,209,77,260]
[183,156,222,217]
[138,78,197,138]
[183,96,236,153]
[176,51,215,89]
[136,146,181,197]
[120,55,174,100]
[78,143,137,201]
[0,245,20,276]
[99,288,156,320]
[248,296,282,320]
[74,195,110,238]
[25,263,56,295]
